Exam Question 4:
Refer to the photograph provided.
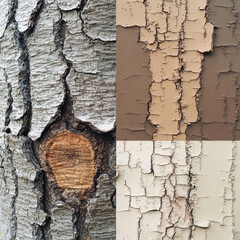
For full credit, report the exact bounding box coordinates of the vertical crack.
[4,70,13,128]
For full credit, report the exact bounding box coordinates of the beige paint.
[117,0,214,140]
[234,142,240,239]
[116,0,145,27]
[117,141,240,239]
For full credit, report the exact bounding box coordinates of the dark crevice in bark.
[39,170,52,240]
[75,202,88,240]
[79,0,88,12]
[7,0,18,28]
[24,0,44,37]
[30,12,116,238]
[11,17,32,136]
[54,19,67,50]
[4,69,13,128]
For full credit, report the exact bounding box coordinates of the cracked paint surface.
[186,0,240,140]
[117,0,213,140]
[117,141,240,239]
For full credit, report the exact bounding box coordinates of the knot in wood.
[44,131,96,190]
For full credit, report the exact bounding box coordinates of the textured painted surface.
[117,141,192,239]
[186,0,240,140]
[191,142,235,239]
[117,141,240,239]
[117,26,156,140]
[117,0,213,140]
[0,0,116,239]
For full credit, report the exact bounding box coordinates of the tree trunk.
[0,0,116,239]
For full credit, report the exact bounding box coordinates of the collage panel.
[117,0,240,141]
[117,141,240,239]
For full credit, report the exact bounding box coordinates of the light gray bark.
[0,0,116,239]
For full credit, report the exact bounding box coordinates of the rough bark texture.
[0,0,116,239]
[117,141,240,239]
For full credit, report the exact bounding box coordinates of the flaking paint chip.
[44,131,96,190]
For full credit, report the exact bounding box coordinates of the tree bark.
[0,0,116,239]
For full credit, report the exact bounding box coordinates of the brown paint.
[116,26,156,140]
[186,0,240,140]
[44,131,96,190]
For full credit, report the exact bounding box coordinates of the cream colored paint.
[234,142,240,239]
[117,141,192,239]
[117,141,239,240]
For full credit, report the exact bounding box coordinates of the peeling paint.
[116,26,156,139]
[117,141,240,239]
[117,0,214,140]
[186,0,240,140]
[117,141,192,239]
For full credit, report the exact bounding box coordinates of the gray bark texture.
[0,0,116,239]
